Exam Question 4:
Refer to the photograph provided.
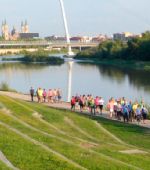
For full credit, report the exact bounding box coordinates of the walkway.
[0,91,150,129]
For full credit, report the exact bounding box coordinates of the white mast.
[67,61,73,102]
[59,0,74,56]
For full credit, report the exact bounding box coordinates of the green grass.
[93,117,150,150]
[0,95,150,170]
[0,161,12,170]
[0,125,80,170]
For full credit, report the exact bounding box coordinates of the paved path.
[0,91,150,129]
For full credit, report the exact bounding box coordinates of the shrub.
[0,82,16,92]
[0,82,9,91]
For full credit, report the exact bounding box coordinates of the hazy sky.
[0,0,150,37]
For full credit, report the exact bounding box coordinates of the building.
[1,20,9,40]
[19,33,39,39]
[70,36,92,43]
[113,33,126,41]
[45,35,66,41]
[10,26,20,40]
[70,36,83,42]
[1,20,39,40]
[113,32,135,41]
[20,21,39,39]
[21,21,29,33]
[92,34,108,42]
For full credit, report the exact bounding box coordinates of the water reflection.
[67,61,73,102]
[0,62,49,71]
[78,63,126,83]
[97,65,126,83]
[77,62,150,102]
[96,64,150,92]
[0,61,150,103]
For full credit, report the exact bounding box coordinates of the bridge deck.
[0,41,99,48]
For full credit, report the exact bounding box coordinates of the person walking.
[79,95,84,112]
[71,96,76,111]
[95,96,100,114]
[107,99,114,118]
[43,89,47,103]
[38,88,43,103]
[47,89,53,103]
[135,105,142,124]
[128,101,133,122]
[57,88,62,103]
[36,88,40,103]
[90,97,95,116]
[116,100,122,120]
[122,104,129,123]
[53,89,57,103]
[141,105,148,124]
[132,101,138,121]
[99,97,104,115]
[30,87,34,102]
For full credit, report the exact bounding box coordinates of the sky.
[0,0,150,37]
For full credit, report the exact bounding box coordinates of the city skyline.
[0,0,150,37]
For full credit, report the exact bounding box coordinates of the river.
[0,55,150,103]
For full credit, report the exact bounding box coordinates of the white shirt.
[99,99,104,105]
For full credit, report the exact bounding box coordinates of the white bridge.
[0,40,99,49]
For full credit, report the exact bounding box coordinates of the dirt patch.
[32,112,43,119]
[80,142,96,149]
[0,108,11,114]
[119,149,148,154]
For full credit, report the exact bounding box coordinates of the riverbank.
[0,48,78,56]
[77,58,150,71]
[75,32,150,71]
[0,91,149,129]
[2,56,64,65]
[2,50,65,65]
[0,92,150,170]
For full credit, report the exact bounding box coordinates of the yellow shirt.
[132,104,138,112]
[38,89,43,97]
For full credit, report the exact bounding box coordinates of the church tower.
[1,21,4,35]
[24,20,29,33]
[21,20,29,33]
[2,20,9,40]
[21,21,24,33]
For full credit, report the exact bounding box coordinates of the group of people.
[71,95,149,124]
[71,95,104,114]
[30,87,62,103]
[29,87,149,124]
[107,97,148,124]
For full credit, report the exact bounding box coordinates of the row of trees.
[75,31,150,61]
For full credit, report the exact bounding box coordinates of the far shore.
[76,58,150,71]
[0,48,68,56]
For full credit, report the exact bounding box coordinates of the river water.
[0,55,150,103]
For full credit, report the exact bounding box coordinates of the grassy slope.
[0,95,150,170]
[0,161,12,170]
[94,117,150,150]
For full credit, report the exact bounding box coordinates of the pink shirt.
[95,98,99,106]
[48,91,53,97]
[107,102,114,110]
[43,91,47,97]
